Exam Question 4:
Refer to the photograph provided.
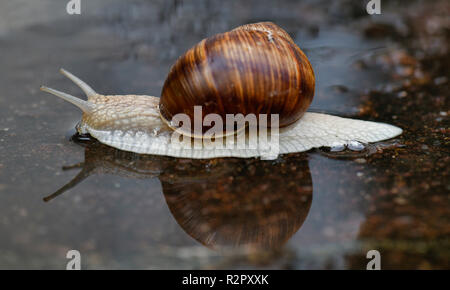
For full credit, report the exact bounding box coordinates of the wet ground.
[0,0,448,269]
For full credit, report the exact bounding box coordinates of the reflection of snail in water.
[40,22,402,159]
[44,139,312,250]
[163,157,312,250]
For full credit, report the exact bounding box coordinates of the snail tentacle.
[40,86,95,113]
[59,68,98,99]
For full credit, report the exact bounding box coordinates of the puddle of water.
[0,0,448,269]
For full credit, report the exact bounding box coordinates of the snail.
[40,22,402,159]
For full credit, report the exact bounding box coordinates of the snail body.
[40,22,402,159]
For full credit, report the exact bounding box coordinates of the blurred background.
[0,0,448,269]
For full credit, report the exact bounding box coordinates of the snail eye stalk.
[39,68,99,113]
[59,68,97,99]
[39,86,95,113]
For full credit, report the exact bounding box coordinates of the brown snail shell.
[159,22,315,135]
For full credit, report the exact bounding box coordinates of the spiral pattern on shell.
[159,22,315,134]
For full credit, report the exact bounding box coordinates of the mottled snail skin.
[40,22,403,159]
[160,22,315,134]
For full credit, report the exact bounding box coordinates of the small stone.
[394,197,407,205]
[348,141,365,151]
[397,91,408,98]
[330,142,345,152]
[355,158,367,164]
[434,76,447,85]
